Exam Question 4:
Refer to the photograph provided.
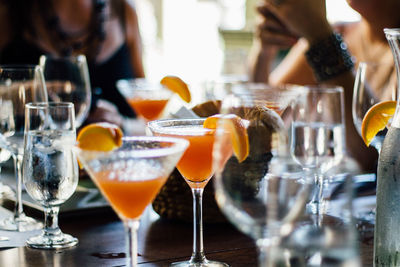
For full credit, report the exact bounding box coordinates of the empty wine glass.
[290,86,346,217]
[39,54,92,128]
[0,65,46,231]
[352,62,395,224]
[23,102,79,249]
[212,90,312,266]
[352,61,396,153]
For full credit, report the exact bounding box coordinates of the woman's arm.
[253,0,377,171]
[123,0,145,78]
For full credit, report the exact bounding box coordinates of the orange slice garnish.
[204,114,249,162]
[160,75,191,103]
[361,100,396,146]
[77,122,123,152]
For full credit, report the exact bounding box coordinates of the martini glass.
[75,136,188,267]
[148,119,229,267]
[117,78,172,121]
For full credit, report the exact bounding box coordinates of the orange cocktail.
[165,126,215,188]
[117,78,172,121]
[147,118,229,267]
[128,98,169,121]
[92,171,168,219]
[75,136,188,267]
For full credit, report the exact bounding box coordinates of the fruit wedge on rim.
[203,114,249,162]
[361,100,396,146]
[160,75,191,103]
[77,122,123,152]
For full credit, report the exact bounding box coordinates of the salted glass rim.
[116,78,169,91]
[75,135,189,160]
[147,118,207,136]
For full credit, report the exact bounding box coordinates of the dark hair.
[4,0,36,39]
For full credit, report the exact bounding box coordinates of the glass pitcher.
[374,28,400,266]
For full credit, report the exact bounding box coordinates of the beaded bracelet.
[305,32,354,82]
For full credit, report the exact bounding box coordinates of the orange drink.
[128,98,169,121]
[117,78,173,121]
[162,126,215,188]
[92,171,168,219]
[75,136,188,267]
[147,119,229,267]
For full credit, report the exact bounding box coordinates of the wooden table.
[0,206,258,267]
[0,162,375,266]
[0,205,375,267]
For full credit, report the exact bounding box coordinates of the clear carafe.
[374,28,400,266]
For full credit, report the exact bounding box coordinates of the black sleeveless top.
[0,39,137,118]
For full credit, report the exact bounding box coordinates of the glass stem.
[305,167,324,220]
[12,155,24,220]
[190,188,206,263]
[124,219,140,267]
[43,206,61,237]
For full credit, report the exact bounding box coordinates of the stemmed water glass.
[0,65,46,231]
[23,102,79,249]
[212,91,312,266]
[39,54,92,128]
[148,119,229,267]
[75,136,188,267]
[290,86,346,217]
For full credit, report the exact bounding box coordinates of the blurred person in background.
[0,0,145,127]
[248,0,400,172]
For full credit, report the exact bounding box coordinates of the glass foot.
[0,213,43,232]
[27,232,78,249]
[171,259,229,267]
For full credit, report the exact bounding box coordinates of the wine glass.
[117,78,173,121]
[39,54,92,128]
[212,90,312,266]
[148,119,229,267]
[352,61,396,153]
[290,86,346,217]
[23,102,79,249]
[0,65,46,231]
[352,62,395,224]
[75,136,188,267]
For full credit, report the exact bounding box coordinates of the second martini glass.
[148,119,229,267]
[117,78,172,121]
[75,136,188,267]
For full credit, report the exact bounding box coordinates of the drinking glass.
[23,102,79,249]
[148,119,229,267]
[352,62,395,224]
[352,61,396,153]
[75,136,188,267]
[290,86,345,217]
[39,54,92,128]
[212,91,312,266]
[0,65,46,231]
[117,78,173,121]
